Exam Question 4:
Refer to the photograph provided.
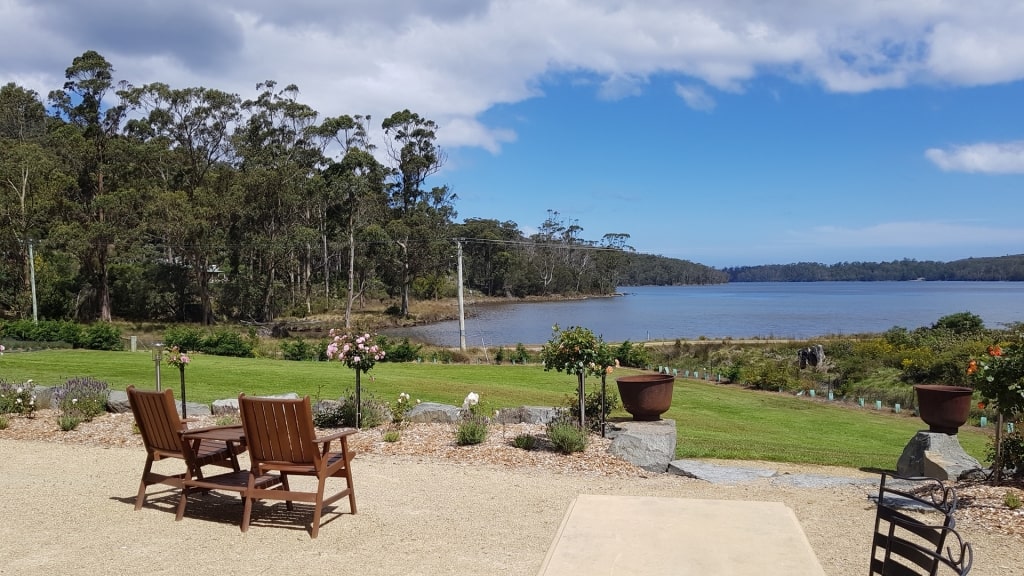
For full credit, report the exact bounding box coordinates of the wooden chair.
[126,385,242,510]
[238,393,358,538]
[869,471,973,575]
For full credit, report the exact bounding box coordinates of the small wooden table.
[537,495,826,576]
[176,425,283,525]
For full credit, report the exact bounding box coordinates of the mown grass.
[0,349,992,469]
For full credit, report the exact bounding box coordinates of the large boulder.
[106,390,131,413]
[606,419,677,473]
[407,402,463,423]
[896,431,983,481]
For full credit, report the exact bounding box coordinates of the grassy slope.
[0,350,991,469]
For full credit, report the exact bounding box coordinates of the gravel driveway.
[1,438,1020,576]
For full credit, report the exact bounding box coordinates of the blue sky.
[3,1,1024,267]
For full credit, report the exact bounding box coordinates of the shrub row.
[0,320,122,351]
[163,326,255,358]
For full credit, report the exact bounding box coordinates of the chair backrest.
[869,472,964,576]
[876,516,973,576]
[127,385,185,455]
[238,394,321,466]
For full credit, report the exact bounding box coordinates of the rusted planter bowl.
[615,374,675,421]
[914,384,974,435]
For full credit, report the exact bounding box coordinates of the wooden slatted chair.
[869,471,973,575]
[126,385,242,510]
[238,393,357,538]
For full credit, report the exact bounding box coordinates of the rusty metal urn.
[615,373,675,421]
[913,385,974,435]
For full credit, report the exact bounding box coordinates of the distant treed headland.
[719,254,1024,282]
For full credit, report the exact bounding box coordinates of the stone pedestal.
[896,431,983,480]
[605,419,677,473]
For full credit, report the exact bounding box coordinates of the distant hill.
[621,253,729,285]
[721,254,1024,282]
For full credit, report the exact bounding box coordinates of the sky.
[3,0,1024,268]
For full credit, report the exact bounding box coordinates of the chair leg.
[134,457,155,510]
[310,478,327,539]
[345,468,357,514]
[282,474,294,511]
[175,486,189,521]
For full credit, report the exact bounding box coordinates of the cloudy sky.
[3,0,1024,267]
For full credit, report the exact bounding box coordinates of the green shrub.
[0,380,36,415]
[377,336,422,363]
[989,430,1024,478]
[512,433,536,450]
[383,430,401,443]
[455,417,489,445]
[202,329,254,357]
[313,391,387,428]
[0,319,82,346]
[53,377,109,421]
[615,340,651,369]
[163,325,206,352]
[80,322,123,351]
[546,413,588,454]
[0,414,8,429]
[510,343,531,364]
[280,337,317,361]
[741,357,797,391]
[565,387,619,432]
[215,415,240,426]
[58,414,82,431]
[1005,491,1022,510]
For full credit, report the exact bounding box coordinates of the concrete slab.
[536,494,826,576]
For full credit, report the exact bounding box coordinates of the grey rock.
[519,406,559,424]
[606,419,677,473]
[896,431,983,481]
[407,402,462,424]
[770,473,875,488]
[669,459,776,484]
[106,390,131,413]
[176,401,211,417]
[211,392,300,415]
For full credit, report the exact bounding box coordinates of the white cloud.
[5,1,1024,152]
[925,142,1024,174]
[674,83,717,111]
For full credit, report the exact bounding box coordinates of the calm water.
[387,282,1024,346]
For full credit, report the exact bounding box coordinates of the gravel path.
[1,437,1021,576]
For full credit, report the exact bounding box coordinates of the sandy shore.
[1,438,1020,576]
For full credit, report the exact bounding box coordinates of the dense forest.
[1,51,724,326]
[722,255,1024,282]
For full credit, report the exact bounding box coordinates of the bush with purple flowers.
[53,377,109,426]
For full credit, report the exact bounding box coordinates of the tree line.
[1,51,726,326]
[722,255,1024,282]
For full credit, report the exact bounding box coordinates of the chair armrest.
[180,424,243,435]
[315,428,357,454]
[314,428,357,444]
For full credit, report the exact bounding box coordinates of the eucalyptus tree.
[455,218,525,296]
[120,82,242,323]
[0,83,67,313]
[381,110,454,315]
[319,114,387,327]
[46,50,129,321]
[231,81,330,321]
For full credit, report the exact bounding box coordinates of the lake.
[386,282,1024,346]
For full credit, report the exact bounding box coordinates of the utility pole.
[457,240,466,351]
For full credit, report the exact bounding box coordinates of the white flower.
[16,387,23,394]
[462,392,479,409]
[72,398,78,404]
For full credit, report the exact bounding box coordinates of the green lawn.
[0,349,992,470]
